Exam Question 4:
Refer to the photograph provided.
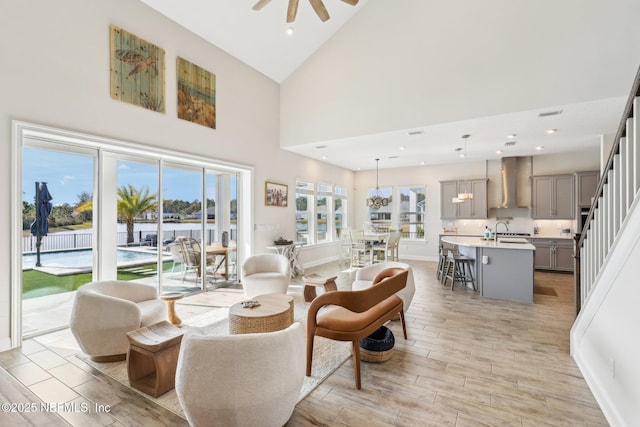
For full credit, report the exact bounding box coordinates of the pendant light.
[367,158,390,209]
[452,134,474,203]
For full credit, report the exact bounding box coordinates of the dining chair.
[349,229,371,268]
[338,228,352,267]
[372,230,401,263]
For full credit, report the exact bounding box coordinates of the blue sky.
[23,147,233,205]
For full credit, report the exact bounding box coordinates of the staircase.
[571,65,640,426]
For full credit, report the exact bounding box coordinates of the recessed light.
[546,129,557,134]
[400,146,406,150]
[507,134,517,139]
[420,161,425,165]
[535,146,544,150]
[322,155,327,159]
[286,27,294,35]
[459,154,465,158]
[496,150,502,154]
[539,109,563,117]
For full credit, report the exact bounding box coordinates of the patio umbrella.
[30,182,53,267]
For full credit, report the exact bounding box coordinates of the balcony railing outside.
[23,228,237,254]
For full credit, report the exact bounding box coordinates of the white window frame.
[398,184,426,240]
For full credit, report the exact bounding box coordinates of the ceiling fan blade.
[287,0,299,23]
[309,0,330,22]
[339,0,359,5]
[252,0,273,11]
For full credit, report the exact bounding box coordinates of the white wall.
[0,0,353,350]
[571,196,640,426]
[280,0,640,147]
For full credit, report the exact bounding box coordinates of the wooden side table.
[126,321,184,397]
[228,294,293,334]
[160,293,184,326]
[303,274,338,302]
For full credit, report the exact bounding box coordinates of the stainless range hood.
[498,156,532,208]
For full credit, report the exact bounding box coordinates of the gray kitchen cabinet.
[575,170,599,208]
[440,181,459,219]
[531,174,574,219]
[530,238,574,271]
[440,179,488,219]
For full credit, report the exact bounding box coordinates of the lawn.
[22,262,174,299]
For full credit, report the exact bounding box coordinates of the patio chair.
[178,237,214,282]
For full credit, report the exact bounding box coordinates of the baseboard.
[572,348,622,426]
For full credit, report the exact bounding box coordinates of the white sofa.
[69,280,166,361]
[351,262,416,312]
[241,253,291,298]
[176,322,305,427]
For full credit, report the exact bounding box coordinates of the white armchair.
[175,322,305,427]
[69,280,166,362]
[351,262,416,312]
[241,253,291,298]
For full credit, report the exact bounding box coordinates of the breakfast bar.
[441,236,536,303]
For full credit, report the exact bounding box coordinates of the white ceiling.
[140,0,636,171]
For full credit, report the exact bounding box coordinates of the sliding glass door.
[14,121,252,341]
[21,144,96,337]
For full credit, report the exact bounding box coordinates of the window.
[399,185,425,239]
[296,179,346,245]
[334,185,347,239]
[367,187,393,225]
[316,183,332,244]
[295,180,314,244]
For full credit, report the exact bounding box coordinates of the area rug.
[77,294,351,418]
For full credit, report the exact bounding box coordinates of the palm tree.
[117,185,158,244]
[75,185,158,244]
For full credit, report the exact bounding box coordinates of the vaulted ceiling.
[140,0,640,170]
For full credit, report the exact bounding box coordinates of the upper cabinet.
[440,179,488,219]
[575,170,600,208]
[531,174,575,219]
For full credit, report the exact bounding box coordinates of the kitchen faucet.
[495,221,509,238]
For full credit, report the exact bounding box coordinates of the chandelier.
[367,158,390,209]
[452,134,474,203]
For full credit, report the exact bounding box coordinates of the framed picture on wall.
[177,57,216,129]
[265,181,288,207]
[110,25,165,112]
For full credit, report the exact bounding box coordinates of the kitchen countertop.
[441,236,536,251]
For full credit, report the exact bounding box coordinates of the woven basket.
[359,326,395,363]
[360,347,394,362]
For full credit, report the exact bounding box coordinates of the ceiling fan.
[252,0,359,23]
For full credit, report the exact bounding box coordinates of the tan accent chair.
[70,280,166,362]
[351,261,416,313]
[175,322,305,427]
[241,253,291,298]
[306,268,408,389]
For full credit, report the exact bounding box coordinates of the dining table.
[205,241,236,280]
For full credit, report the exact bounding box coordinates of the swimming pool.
[22,248,161,270]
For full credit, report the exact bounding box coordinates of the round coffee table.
[228,294,294,334]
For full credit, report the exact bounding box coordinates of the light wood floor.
[288,261,608,426]
[0,260,608,426]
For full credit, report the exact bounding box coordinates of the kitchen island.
[441,236,536,303]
